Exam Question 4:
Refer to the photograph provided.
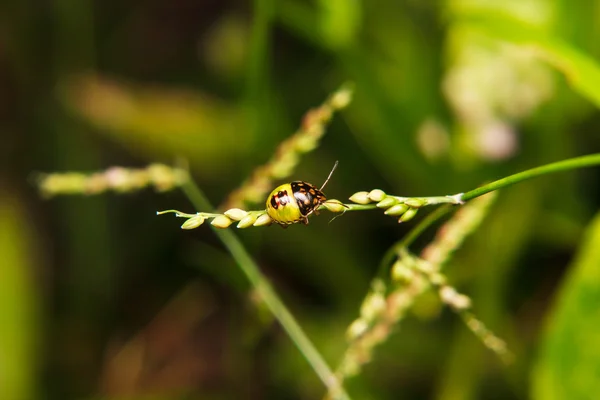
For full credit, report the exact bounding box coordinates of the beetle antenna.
[320,160,339,191]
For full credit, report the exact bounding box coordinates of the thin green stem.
[391,195,463,205]
[180,180,350,400]
[318,203,377,212]
[378,205,454,276]
[245,0,274,147]
[399,205,455,249]
[156,210,221,219]
[246,0,273,101]
[460,153,600,202]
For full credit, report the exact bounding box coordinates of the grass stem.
[461,153,600,201]
[181,179,350,400]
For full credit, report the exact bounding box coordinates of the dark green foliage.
[2,1,600,399]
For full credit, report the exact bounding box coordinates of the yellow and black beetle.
[266,161,339,225]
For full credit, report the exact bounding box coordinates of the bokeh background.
[2,0,600,399]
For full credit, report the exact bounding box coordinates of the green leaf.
[454,10,600,108]
[531,212,600,400]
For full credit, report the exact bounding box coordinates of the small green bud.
[253,213,273,226]
[391,261,415,283]
[439,286,471,310]
[237,214,258,228]
[349,191,371,204]
[368,189,386,202]
[331,87,353,109]
[453,295,472,310]
[398,207,418,223]
[181,216,205,230]
[211,215,233,228]
[224,208,248,221]
[404,198,426,208]
[346,318,369,341]
[439,286,457,303]
[339,358,361,378]
[466,318,484,332]
[295,135,318,152]
[372,279,386,294]
[415,258,435,274]
[360,293,387,322]
[323,199,346,213]
[376,197,397,209]
[428,272,446,286]
[384,204,409,216]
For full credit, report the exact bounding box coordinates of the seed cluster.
[348,189,424,223]
[38,164,188,197]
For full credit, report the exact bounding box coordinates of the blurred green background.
[2,0,600,399]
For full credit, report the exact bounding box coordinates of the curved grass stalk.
[161,153,600,231]
[221,83,354,210]
[324,154,600,394]
[36,164,188,197]
[160,153,600,399]
[180,178,350,400]
[330,193,499,396]
[460,153,600,201]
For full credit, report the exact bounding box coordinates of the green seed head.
[376,197,398,209]
[391,260,416,284]
[368,189,386,202]
[181,216,205,230]
[439,286,472,310]
[211,215,233,228]
[323,199,346,213]
[360,293,387,322]
[224,208,248,221]
[404,198,426,208]
[331,87,353,109]
[398,207,418,223]
[237,214,258,228]
[253,213,273,226]
[349,191,371,204]
[346,318,369,341]
[384,204,409,216]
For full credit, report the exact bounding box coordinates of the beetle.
[266,161,339,225]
